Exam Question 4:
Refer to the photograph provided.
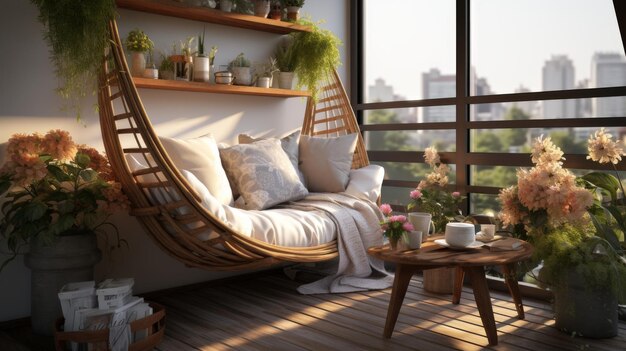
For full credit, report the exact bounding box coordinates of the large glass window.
[354,0,626,217]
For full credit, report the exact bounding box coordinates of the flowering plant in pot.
[0,130,129,334]
[124,28,154,77]
[498,132,626,338]
[379,204,413,250]
[407,147,464,233]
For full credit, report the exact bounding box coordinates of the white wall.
[0,0,349,322]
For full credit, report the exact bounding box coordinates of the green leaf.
[80,169,98,182]
[583,172,620,201]
[57,200,75,214]
[589,213,621,251]
[606,205,626,233]
[52,214,75,235]
[75,153,91,168]
[47,164,70,182]
[24,202,48,221]
[45,191,69,202]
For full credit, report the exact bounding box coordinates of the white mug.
[480,224,496,240]
[445,222,475,248]
[409,212,435,242]
[404,231,422,249]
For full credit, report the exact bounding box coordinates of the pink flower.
[379,203,392,216]
[402,222,414,231]
[389,215,407,223]
[410,189,422,199]
[452,191,460,197]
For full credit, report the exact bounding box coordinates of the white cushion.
[345,165,385,203]
[299,133,358,193]
[219,139,308,210]
[238,130,303,183]
[159,134,234,206]
[182,170,335,246]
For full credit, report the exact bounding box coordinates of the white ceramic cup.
[405,231,422,249]
[480,224,496,240]
[409,212,435,243]
[445,222,476,248]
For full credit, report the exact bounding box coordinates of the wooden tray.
[54,302,165,351]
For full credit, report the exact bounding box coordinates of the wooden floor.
[2,271,625,350]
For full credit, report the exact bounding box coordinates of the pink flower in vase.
[380,203,393,216]
[410,189,422,199]
[402,222,414,232]
[452,191,460,197]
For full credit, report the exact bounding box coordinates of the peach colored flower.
[424,147,440,166]
[586,128,624,165]
[531,135,564,166]
[42,129,77,161]
[6,133,43,157]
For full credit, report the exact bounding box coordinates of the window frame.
[351,0,626,213]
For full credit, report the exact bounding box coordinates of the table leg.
[383,264,417,338]
[466,266,498,346]
[452,266,465,304]
[502,264,525,319]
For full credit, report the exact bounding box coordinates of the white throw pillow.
[220,139,308,210]
[299,133,358,193]
[159,134,234,206]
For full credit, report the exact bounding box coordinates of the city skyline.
[365,0,624,101]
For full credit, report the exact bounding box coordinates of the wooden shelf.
[116,0,311,34]
[133,77,310,97]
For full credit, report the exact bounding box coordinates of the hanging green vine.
[31,0,117,120]
[290,19,342,100]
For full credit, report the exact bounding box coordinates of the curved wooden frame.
[99,20,369,271]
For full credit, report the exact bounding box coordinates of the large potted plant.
[0,130,129,335]
[498,132,626,338]
[30,0,117,120]
[275,39,297,89]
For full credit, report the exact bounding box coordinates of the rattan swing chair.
[99,20,370,271]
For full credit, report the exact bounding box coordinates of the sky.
[364,0,625,100]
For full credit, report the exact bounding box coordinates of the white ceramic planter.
[193,55,211,82]
[232,66,252,86]
[220,0,233,12]
[278,71,295,89]
[253,0,270,18]
[257,77,271,88]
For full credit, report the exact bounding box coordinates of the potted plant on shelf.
[30,0,117,120]
[0,130,129,335]
[282,0,305,21]
[193,27,211,83]
[274,39,297,89]
[159,52,175,80]
[498,132,626,338]
[124,28,155,78]
[219,0,234,12]
[269,1,283,20]
[255,57,279,88]
[253,0,271,18]
[229,53,252,86]
[288,19,341,98]
[208,45,218,83]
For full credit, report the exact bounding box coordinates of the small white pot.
[278,71,294,89]
[232,67,252,86]
[220,0,233,12]
[193,55,211,82]
[257,77,271,88]
[143,67,159,79]
[253,0,270,18]
[286,6,301,21]
[130,52,146,77]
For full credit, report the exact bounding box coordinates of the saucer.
[434,239,484,250]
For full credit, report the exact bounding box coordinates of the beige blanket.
[282,193,394,294]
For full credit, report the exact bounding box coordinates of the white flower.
[587,128,624,164]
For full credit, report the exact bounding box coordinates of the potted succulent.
[193,27,211,82]
[159,52,175,80]
[282,0,305,21]
[229,53,252,86]
[274,39,297,89]
[0,130,129,335]
[124,28,155,78]
[498,132,626,338]
[30,0,117,120]
[255,57,279,88]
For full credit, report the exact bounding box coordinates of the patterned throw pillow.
[220,139,308,210]
[238,130,303,183]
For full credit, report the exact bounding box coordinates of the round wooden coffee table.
[368,236,533,346]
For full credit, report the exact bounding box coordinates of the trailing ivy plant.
[289,19,342,100]
[31,0,117,121]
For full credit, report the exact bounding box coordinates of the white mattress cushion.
[345,165,385,203]
[182,170,335,246]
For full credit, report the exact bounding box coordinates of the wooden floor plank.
[3,271,624,351]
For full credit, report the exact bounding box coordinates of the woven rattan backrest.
[302,70,369,170]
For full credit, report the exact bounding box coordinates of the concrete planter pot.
[553,269,618,338]
[25,232,101,335]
